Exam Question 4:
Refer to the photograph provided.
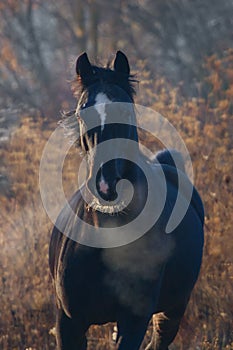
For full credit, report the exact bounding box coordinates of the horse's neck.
[126,153,149,206]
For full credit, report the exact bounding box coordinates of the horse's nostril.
[99,179,109,194]
[97,179,119,202]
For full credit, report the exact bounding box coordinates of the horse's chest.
[57,233,171,319]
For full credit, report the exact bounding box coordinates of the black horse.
[49,51,204,349]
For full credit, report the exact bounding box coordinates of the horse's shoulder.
[49,188,85,272]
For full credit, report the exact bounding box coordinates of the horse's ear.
[114,51,130,75]
[76,52,93,78]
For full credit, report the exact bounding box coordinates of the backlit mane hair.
[72,60,137,103]
[79,66,136,100]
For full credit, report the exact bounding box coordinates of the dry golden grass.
[0,51,233,349]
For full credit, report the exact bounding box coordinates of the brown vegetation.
[0,52,233,349]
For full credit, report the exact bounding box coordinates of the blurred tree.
[0,1,64,116]
[0,0,232,117]
[87,0,99,60]
[125,0,233,93]
[0,0,99,117]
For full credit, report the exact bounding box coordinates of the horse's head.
[75,51,138,203]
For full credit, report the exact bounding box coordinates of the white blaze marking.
[94,93,111,132]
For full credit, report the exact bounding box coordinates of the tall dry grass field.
[0,52,233,349]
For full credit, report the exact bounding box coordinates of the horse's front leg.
[145,308,185,350]
[116,314,150,350]
[56,307,88,350]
